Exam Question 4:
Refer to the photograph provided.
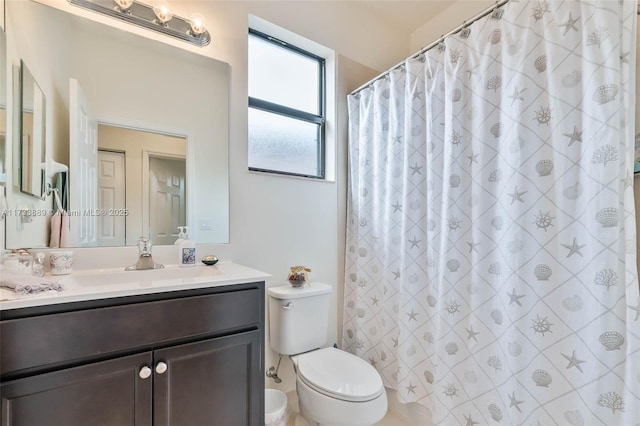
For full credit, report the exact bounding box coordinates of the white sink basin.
[65,265,223,287]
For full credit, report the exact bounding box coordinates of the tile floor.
[284,391,414,426]
[374,410,415,426]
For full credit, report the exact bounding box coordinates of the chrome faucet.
[125,237,164,271]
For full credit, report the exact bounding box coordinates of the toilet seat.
[293,347,384,402]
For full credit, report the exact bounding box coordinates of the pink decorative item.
[49,251,73,275]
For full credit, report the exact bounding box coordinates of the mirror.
[0,27,6,186]
[4,0,229,249]
[19,60,45,198]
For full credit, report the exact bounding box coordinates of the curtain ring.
[392,64,405,74]
[412,53,426,63]
[491,1,504,19]
[438,35,446,52]
[460,21,471,38]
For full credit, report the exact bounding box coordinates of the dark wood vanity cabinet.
[0,282,265,426]
[154,331,262,425]
[0,352,154,425]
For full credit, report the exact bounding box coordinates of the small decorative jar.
[49,251,73,275]
[287,266,311,288]
[1,251,33,275]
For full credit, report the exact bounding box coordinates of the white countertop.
[0,261,270,311]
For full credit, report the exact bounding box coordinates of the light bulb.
[189,13,206,35]
[114,0,134,12]
[153,0,172,24]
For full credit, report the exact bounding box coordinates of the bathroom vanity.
[0,262,268,426]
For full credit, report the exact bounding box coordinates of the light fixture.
[152,0,172,25]
[68,0,211,47]
[189,13,206,36]
[114,0,134,13]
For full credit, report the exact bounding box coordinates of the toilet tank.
[267,282,331,355]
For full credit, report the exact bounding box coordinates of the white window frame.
[248,27,327,179]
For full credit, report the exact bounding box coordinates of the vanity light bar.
[68,0,211,47]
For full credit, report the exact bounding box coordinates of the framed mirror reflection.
[3,0,229,249]
[19,59,45,198]
[0,24,6,187]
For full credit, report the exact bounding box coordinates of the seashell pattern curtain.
[343,0,639,424]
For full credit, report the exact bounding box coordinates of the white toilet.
[268,282,388,426]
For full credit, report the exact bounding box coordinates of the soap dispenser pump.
[174,226,185,245]
[179,226,196,267]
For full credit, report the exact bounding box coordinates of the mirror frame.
[18,59,45,198]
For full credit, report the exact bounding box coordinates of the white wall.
[203,2,385,392]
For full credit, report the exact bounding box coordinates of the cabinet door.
[0,352,153,426]
[153,330,263,426]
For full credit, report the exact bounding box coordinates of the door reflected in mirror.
[97,124,186,247]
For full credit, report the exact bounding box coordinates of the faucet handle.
[125,236,163,271]
[138,236,152,256]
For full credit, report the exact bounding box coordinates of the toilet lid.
[295,348,383,402]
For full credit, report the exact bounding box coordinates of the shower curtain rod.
[350,0,507,96]
[351,1,640,96]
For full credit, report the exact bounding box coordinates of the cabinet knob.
[155,361,168,374]
[139,366,152,379]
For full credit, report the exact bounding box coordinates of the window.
[248,28,326,178]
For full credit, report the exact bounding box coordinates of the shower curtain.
[343,1,640,424]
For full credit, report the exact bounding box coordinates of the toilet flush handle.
[283,301,294,310]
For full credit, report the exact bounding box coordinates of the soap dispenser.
[174,226,185,245]
[179,226,196,267]
[175,227,185,265]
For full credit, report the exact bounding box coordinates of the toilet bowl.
[267,283,388,426]
[292,347,387,426]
